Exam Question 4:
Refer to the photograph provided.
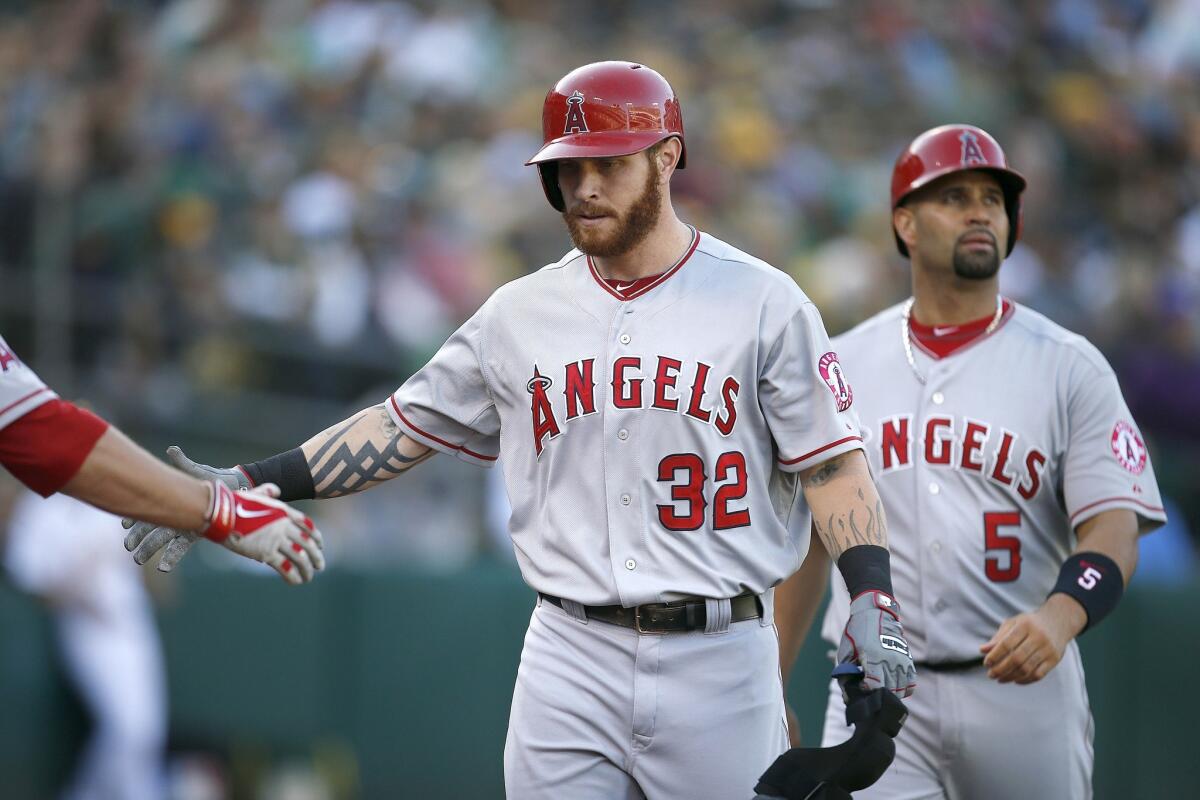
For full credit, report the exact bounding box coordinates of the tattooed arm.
[793,449,916,697]
[299,404,434,498]
[798,449,888,560]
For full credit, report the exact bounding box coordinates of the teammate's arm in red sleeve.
[0,398,210,529]
[0,399,111,496]
[774,530,830,746]
[60,425,211,529]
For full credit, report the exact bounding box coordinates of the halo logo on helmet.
[959,131,987,166]
[526,61,687,212]
[890,124,1027,258]
[563,91,589,135]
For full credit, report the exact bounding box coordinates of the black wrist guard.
[1050,552,1124,633]
[240,448,315,502]
[836,545,894,599]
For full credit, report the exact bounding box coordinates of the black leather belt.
[915,657,985,673]
[539,592,763,633]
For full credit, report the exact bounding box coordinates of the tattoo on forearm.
[812,492,888,560]
[307,406,433,498]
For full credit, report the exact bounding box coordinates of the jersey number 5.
[657,451,751,532]
[983,511,1022,582]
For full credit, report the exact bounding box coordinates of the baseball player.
[124,61,916,799]
[0,334,323,583]
[778,124,1166,799]
[5,490,168,800]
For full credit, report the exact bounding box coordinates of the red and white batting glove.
[202,481,325,585]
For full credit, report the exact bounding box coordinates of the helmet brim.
[526,131,684,166]
[895,165,1027,208]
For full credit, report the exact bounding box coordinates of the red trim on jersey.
[778,435,864,466]
[587,227,699,301]
[0,399,110,496]
[1069,496,1165,525]
[389,395,498,462]
[0,387,54,419]
[909,298,1015,360]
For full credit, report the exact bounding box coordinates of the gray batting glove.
[122,445,252,573]
[836,591,916,698]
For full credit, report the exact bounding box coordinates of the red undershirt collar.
[603,272,666,298]
[909,298,1013,359]
[587,226,700,301]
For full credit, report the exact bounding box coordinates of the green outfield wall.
[1,564,1194,799]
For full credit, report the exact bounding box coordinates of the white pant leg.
[504,600,645,800]
[943,644,1093,800]
[55,601,167,800]
[821,674,947,800]
[631,611,789,800]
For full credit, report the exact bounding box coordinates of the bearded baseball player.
[124,61,916,798]
[0,334,323,583]
[778,124,1167,799]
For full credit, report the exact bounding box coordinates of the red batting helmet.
[890,124,1026,258]
[526,61,686,211]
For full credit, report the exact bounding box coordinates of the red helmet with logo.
[526,61,686,211]
[890,124,1026,257]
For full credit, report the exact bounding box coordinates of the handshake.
[123,446,324,585]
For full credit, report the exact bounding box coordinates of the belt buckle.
[633,604,656,634]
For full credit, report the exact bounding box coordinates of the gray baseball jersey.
[389,229,864,606]
[0,335,57,432]
[818,299,1164,798]
[820,299,1165,662]
[389,229,858,797]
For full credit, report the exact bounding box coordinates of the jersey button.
[620,494,632,506]
[932,392,945,404]
[619,334,631,345]
[928,482,940,495]
[625,559,636,570]
[618,429,629,440]
[934,599,947,612]
[930,540,942,553]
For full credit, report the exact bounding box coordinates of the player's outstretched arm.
[774,531,831,746]
[299,403,434,498]
[982,508,1138,684]
[61,425,210,529]
[799,450,915,698]
[61,426,324,585]
[124,403,432,573]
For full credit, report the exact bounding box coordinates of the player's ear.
[893,206,918,252]
[653,138,683,182]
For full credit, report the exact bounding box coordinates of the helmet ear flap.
[538,163,565,212]
[1005,195,1023,256]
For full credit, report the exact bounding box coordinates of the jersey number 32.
[657,451,751,532]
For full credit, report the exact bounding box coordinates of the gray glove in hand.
[122,445,252,573]
[837,590,916,698]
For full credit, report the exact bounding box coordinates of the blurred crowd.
[0,0,1197,566]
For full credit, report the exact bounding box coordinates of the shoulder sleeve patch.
[1110,420,1147,475]
[818,352,853,412]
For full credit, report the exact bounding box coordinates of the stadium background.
[0,0,1197,797]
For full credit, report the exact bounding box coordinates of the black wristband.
[240,448,315,502]
[1050,552,1124,633]
[836,544,894,599]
